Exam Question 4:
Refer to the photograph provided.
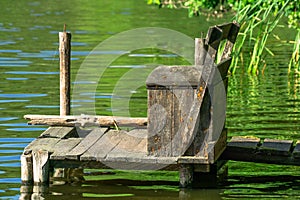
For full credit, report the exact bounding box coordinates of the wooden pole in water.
[59,24,71,116]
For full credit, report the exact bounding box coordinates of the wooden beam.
[24,114,147,127]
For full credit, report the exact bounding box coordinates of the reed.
[288,30,300,73]
[230,0,289,75]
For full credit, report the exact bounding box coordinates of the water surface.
[0,0,299,199]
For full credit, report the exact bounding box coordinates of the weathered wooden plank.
[39,126,78,139]
[50,138,82,160]
[178,156,209,164]
[66,127,108,160]
[105,130,146,162]
[50,158,179,170]
[80,130,122,161]
[208,129,227,163]
[216,22,232,41]
[220,23,240,61]
[215,57,232,82]
[24,138,61,154]
[227,136,260,149]
[159,90,173,156]
[147,89,173,156]
[195,38,208,66]
[172,88,195,156]
[145,66,201,88]
[32,150,49,183]
[205,26,222,47]
[261,139,293,156]
[24,114,147,127]
[293,140,300,158]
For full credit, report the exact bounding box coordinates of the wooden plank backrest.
[146,22,240,158]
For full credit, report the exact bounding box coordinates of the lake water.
[1,0,300,199]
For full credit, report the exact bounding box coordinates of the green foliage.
[289,30,300,73]
[147,0,300,75]
[231,0,289,75]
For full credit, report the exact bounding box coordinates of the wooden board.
[24,138,61,154]
[227,136,260,149]
[50,138,82,160]
[24,114,147,127]
[261,138,293,156]
[66,127,108,160]
[39,126,77,139]
[80,130,122,161]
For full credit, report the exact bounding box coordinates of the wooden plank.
[220,22,240,61]
[39,126,78,139]
[261,139,293,156]
[24,138,61,154]
[145,66,201,88]
[215,57,232,82]
[208,129,227,163]
[105,130,146,161]
[227,136,260,149]
[66,127,108,160]
[172,88,195,156]
[178,156,209,164]
[293,140,300,158]
[147,89,173,156]
[24,114,147,127]
[80,130,122,161]
[216,22,232,40]
[50,138,82,160]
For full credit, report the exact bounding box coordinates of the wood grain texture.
[50,138,82,160]
[59,31,71,116]
[24,114,147,127]
[66,127,108,160]
[39,126,78,139]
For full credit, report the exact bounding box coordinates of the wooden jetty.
[21,22,244,189]
[21,22,300,193]
[21,22,239,187]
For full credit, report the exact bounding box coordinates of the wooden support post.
[20,185,33,200]
[179,164,193,188]
[32,150,50,184]
[59,25,71,116]
[21,153,33,184]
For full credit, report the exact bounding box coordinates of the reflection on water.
[0,0,299,199]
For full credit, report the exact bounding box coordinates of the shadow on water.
[20,179,223,200]
[223,175,300,199]
[19,174,300,199]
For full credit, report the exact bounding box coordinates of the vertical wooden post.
[179,164,193,188]
[32,150,50,184]
[21,153,33,184]
[59,25,71,116]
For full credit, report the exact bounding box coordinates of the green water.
[0,0,300,199]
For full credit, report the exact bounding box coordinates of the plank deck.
[66,127,108,160]
[80,130,123,161]
[50,138,82,160]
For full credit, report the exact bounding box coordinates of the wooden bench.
[21,22,240,189]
